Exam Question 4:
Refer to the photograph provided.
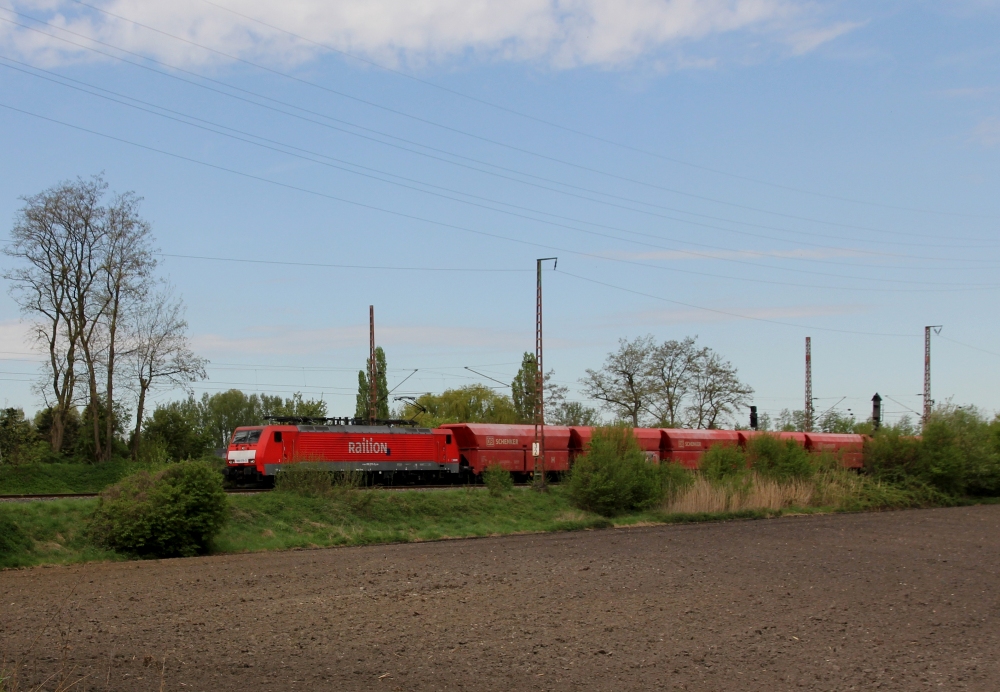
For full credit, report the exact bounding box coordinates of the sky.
[0,0,998,427]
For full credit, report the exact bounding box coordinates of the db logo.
[486,436,495,446]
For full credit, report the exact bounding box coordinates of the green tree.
[354,347,389,420]
[260,392,328,418]
[0,408,38,465]
[74,396,129,461]
[198,390,327,449]
[143,397,212,461]
[199,390,259,450]
[549,401,600,426]
[511,352,567,424]
[34,406,82,458]
[511,352,538,423]
[398,385,518,428]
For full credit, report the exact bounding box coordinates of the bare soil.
[3,506,999,691]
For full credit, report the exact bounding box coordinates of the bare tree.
[684,350,754,429]
[580,335,656,426]
[3,177,106,452]
[646,336,702,427]
[5,175,164,460]
[97,192,155,460]
[126,289,207,459]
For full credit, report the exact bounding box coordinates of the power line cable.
[76,0,997,221]
[192,0,991,219]
[5,56,995,283]
[556,269,920,337]
[12,61,976,287]
[2,7,994,247]
[937,335,1000,359]
[157,253,528,273]
[7,56,994,272]
[4,99,989,297]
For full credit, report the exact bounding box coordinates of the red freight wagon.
[568,426,594,462]
[633,428,664,462]
[661,429,741,469]
[224,424,459,484]
[438,423,571,475]
[805,433,865,469]
[568,426,661,462]
[738,431,808,447]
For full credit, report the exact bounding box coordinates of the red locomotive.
[224,417,868,485]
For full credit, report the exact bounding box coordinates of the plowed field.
[2,506,999,691]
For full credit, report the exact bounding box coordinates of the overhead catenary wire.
[0,7,995,249]
[194,0,989,220]
[3,56,995,284]
[6,100,988,296]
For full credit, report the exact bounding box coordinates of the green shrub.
[0,509,31,558]
[274,463,363,498]
[567,427,665,516]
[747,435,814,481]
[700,444,747,482]
[660,461,695,502]
[89,461,229,558]
[482,464,514,497]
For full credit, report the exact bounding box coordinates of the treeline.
[396,352,599,428]
[0,391,327,465]
[2,175,205,462]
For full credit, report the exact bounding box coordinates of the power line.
[556,269,920,337]
[1,7,993,247]
[6,100,986,296]
[7,54,995,275]
[76,0,998,220]
[5,55,994,285]
[157,253,528,273]
[937,335,1000,359]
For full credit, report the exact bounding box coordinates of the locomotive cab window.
[247,430,262,444]
[232,430,249,444]
[274,431,283,443]
[446,434,452,444]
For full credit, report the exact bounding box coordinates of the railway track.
[0,488,268,503]
[0,484,539,503]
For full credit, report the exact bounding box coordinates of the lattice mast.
[804,336,813,432]
[533,258,557,490]
[369,305,377,424]
[923,326,931,425]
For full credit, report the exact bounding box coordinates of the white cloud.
[785,20,865,55]
[0,0,858,70]
[970,117,1000,147]
[192,323,534,356]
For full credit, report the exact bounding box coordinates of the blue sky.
[1,0,998,426]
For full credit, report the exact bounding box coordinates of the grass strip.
[2,485,999,570]
[0,461,166,495]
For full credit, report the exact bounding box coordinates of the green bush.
[482,464,514,497]
[863,409,999,496]
[0,509,31,558]
[747,435,814,481]
[700,444,747,482]
[567,427,665,516]
[660,460,695,502]
[89,461,229,558]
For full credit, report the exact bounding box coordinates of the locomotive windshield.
[231,429,263,445]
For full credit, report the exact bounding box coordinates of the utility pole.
[804,337,813,432]
[533,257,557,490]
[923,325,942,426]
[872,393,882,431]
[369,305,377,424]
